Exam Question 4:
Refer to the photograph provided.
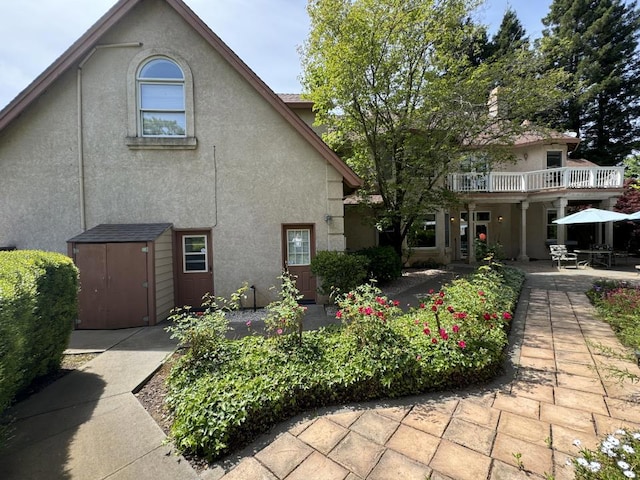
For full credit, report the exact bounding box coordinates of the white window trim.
[182,235,208,273]
[126,49,196,149]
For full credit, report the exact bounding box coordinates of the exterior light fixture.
[498,216,504,223]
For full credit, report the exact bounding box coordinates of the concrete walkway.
[1,262,639,479]
[0,325,199,479]
[205,262,640,480]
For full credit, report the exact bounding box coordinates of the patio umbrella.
[553,208,629,224]
[626,210,640,221]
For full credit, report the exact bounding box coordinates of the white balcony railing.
[446,167,625,193]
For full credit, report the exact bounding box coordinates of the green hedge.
[0,251,79,415]
[166,263,525,461]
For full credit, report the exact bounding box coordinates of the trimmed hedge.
[0,251,79,415]
[166,263,525,461]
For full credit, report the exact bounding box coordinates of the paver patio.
[205,263,640,480]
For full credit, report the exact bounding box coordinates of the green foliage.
[165,263,524,461]
[264,273,306,346]
[539,0,640,165]
[586,280,640,352]
[475,238,505,262]
[0,251,78,417]
[302,0,568,253]
[310,250,370,296]
[356,246,402,283]
[572,429,640,478]
[167,284,247,364]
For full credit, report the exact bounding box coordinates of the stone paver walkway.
[204,263,640,480]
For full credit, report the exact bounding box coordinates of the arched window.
[137,58,185,137]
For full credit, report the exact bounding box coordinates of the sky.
[0,0,553,110]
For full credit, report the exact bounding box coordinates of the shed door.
[74,243,149,329]
[175,231,213,308]
[283,225,316,302]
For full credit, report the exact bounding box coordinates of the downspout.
[77,42,142,231]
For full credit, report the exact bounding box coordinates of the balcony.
[447,166,625,193]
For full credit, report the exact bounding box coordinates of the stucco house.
[344,126,625,265]
[0,0,360,328]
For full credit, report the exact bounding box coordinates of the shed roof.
[68,223,173,243]
[0,0,361,189]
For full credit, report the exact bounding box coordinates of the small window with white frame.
[183,235,208,273]
[137,57,186,137]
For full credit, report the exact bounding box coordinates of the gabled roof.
[0,0,361,189]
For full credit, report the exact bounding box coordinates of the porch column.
[517,201,529,261]
[603,197,617,246]
[554,197,568,245]
[467,203,476,264]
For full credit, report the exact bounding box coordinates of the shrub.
[0,251,78,416]
[586,280,640,350]
[310,250,369,296]
[165,262,524,461]
[356,246,402,283]
[264,272,306,345]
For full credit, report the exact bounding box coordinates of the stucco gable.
[0,0,361,189]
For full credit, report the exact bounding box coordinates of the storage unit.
[67,224,174,329]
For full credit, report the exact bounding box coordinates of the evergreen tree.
[489,8,528,58]
[540,0,640,165]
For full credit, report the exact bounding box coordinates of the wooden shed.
[67,224,174,329]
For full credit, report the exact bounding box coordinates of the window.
[137,58,185,137]
[546,209,558,242]
[445,212,451,248]
[409,214,437,248]
[287,229,311,265]
[183,235,208,273]
[547,151,562,169]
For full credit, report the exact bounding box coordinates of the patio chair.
[549,245,579,269]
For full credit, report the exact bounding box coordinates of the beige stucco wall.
[495,143,570,173]
[0,0,348,305]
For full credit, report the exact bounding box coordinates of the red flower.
[419,303,426,309]
[447,305,455,313]
[414,319,420,325]
[431,337,438,344]
[458,341,467,349]
[276,328,283,335]
[478,290,485,296]
[502,312,512,321]
[454,312,467,320]
[423,327,431,335]
[393,300,400,307]
[439,329,449,340]
[439,291,445,298]
[428,289,434,294]
[416,355,422,361]
[336,310,343,319]
[452,325,460,333]
[431,305,438,312]
[491,313,498,319]
[364,306,373,315]
[483,313,491,321]
[435,298,444,305]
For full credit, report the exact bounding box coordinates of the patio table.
[574,249,612,268]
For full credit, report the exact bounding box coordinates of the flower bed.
[165,262,524,461]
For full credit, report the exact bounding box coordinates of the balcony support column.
[603,197,618,246]
[467,203,476,264]
[553,197,568,245]
[517,201,529,262]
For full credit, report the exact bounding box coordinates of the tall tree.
[302,0,568,255]
[540,0,640,165]
[489,8,528,58]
